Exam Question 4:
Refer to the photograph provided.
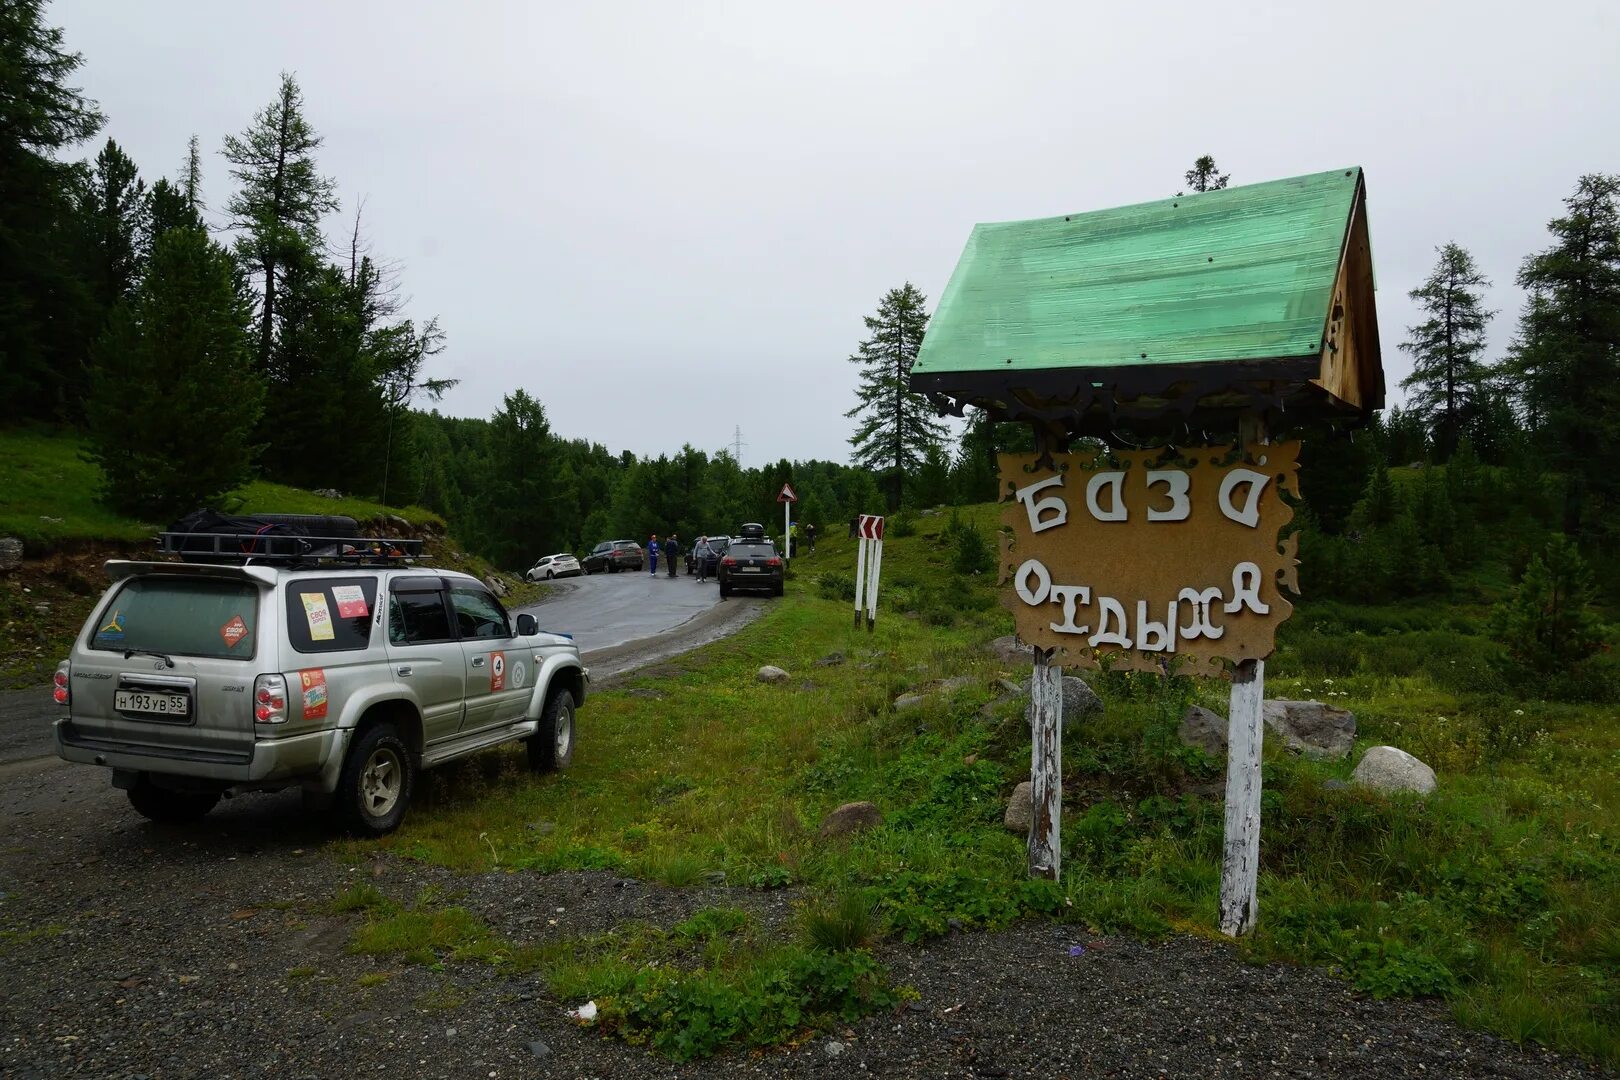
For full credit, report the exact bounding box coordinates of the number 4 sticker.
[490,651,506,692]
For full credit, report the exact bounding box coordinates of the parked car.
[526,553,582,581]
[51,514,587,836]
[686,535,730,575]
[718,536,783,597]
[582,540,644,574]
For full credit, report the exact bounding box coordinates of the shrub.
[816,572,856,602]
[1493,535,1605,673]
[802,890,881,951]
[942,511,996,575]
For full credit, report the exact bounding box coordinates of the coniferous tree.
[147,178,201,243]
[222,73,339,373]
[0,0,105,420]
[1399,243,1493,459]
[1503,174,1620,540]
[1183,155,1229,193]
[77,137,148,311]
[845,282,948,509]
[1494,535,1603,671]
[479,390,557,568]
[85,227,263,519]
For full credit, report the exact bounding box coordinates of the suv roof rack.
[159,530,425,567]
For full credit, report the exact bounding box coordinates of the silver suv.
[51,522,587,835]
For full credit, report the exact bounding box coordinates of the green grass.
[355,505,1619,1068]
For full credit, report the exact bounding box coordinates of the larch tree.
[1183,155,1230,194]
[1398,243,1493,459]
[845,282,948,509]
[222,72,338,372]
[1504,174,1620,540]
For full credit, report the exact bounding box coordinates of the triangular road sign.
[777,483,798,503]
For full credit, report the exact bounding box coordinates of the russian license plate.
[115,690,190,717]
[740,566,761,573]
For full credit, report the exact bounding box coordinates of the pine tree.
[85,227,264,519]
[0,0,105,420]
[845,283,948,508]
[78,137,148,311]
[1183,155,1229,193]
[1494,535,1603,671]
[222,73,339,372]
[148,178,200,242]
[479,390,557,568]
[1398,243,1493,459]
[1504,174,1620,540]
[183,133,203,210]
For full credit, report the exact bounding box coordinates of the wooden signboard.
[998,443,1301,678]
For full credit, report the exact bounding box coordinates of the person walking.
[694,537,710,583]
[806,522,817,554]
[665,534,680,578]
[647,535,660,576]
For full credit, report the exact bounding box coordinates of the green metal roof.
[913,167,1362,377]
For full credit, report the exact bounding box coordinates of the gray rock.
[1352,746,1437,795]
[1179,705,1228,756]
[1263,700,1356,760]
[894,693,926,711]
[824,1040,847,1058]
[1322,778,1350,792]
[814,651,846,667]
[386,514,411,530]
[1004,781,1033,833]
[817,801,882,840]
[0,536,22,572]
[935,675,976,694]
[996,677,1024,697]
[482,575,508,598]
[987,634,1033,666]
[1023,675,1103,730]
[527,1041,551,1059]
[756,665,790,684]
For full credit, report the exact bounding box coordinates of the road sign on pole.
[778,484,797,562]
[853,515,884,630]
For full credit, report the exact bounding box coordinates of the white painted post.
[1028,646,1062,879]
[865,535,883,631]
[853,530,868,630]
[1220,658,1264,935]
[784,500,791,564]
[1220,412,1268,936]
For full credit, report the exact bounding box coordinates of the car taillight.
[254,673,289,724]
[722,557,736,567]
[52,663,70,707]
[765,558,782,567]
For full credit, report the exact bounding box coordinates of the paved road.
[0,568,749,769]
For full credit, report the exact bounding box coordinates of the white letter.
[1136,600,1176,653]
[1048,584,1091,636]
[1014,559,1051,606]
[1218,468,1270,528]
[1088,596,1131,648]
[1224,561,1270,615]
[1085,471,1128,522]
[1178,587,1225,640]
[1015,474,1068,534]
[1145,470,1191,522]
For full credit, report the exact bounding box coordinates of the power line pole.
[731,425,746,466]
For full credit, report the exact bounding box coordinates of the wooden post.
[1220,413,1267,936]
[1028,645,1062,879]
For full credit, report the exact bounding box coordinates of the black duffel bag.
[165,510,359,559]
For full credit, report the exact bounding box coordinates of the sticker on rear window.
[300,593,334,641]
[220,615,249,649]
[490,650,506,691]
[331,585,369,619]
[299,669,328,720]
[96,610,127,643]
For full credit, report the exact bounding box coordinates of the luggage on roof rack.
[162,509,423,565]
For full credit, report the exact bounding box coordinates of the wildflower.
[1513,709,1524,716]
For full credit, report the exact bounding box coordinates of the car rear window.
[285,577,379,654]
[90,576,260,660]
[731,542,776,558]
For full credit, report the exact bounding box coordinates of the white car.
[527,553,582,581]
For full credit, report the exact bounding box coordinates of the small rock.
[817,801,882,840]
[0,536,22,573]
[1023,675,1103,730]
[995,677,1023,697]
[824,1040,847,1058]
[446,1027,458,1037]
[1179,705,1228,756]
[893,693,926,711]
[814,651,846,667]
[756,665,790,684]
[1352,746,1436,795]
[1004,781,1033,833]
[963,754,978,767]
[1263,700,1356,760]
[528,1041,551,1059]
[987,634,1032,666]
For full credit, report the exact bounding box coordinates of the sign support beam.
[1028,644,1062,880]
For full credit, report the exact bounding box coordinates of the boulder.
[814,651,846,668]
[0,537,22,573]
[1179,705,1228,756]
[483,575,509,598]
[1262,699,1355,761]
[935,675,976,695]
[1023,675,1103,730]
[817,801,882,840]
[756,665,790,684]
[1352,746,1437,795]
[987,635,1032,666]
[893,693,926,711]
[1004,782,1033,833]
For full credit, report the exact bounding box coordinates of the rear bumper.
[54,719,337,786]
[721,572,782,592]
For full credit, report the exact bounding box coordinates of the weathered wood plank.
[1028,646,1062,880]
[1220,656,1265,935]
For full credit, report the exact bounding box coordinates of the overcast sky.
[52,0,1620,464]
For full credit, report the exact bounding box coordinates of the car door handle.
[397,665,413,677]
[471,656,486,667]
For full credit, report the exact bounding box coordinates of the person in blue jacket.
[647,535,660,576]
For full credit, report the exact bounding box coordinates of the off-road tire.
[545,570,555,579]
[528,689,575,772]
[772,581,784,597]
[335,724,415,836]
[126,776,220,823]
[719,581,731,598]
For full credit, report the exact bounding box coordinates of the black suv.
[583,540,644,574]
[718,536,783,597]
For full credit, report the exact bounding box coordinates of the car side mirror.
[515,613,538,636]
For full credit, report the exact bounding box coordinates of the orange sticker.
[220,615,249,649]
[299,669,328,721]
[490,651,506,692]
